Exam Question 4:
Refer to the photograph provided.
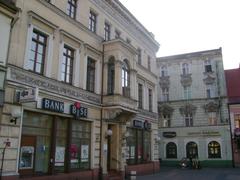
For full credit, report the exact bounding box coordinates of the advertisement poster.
[55,146,65,166]
[130,146,135,159]
[81,145,89,162]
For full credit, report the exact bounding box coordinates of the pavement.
[137,167,240,180]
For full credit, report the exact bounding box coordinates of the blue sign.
[42,98,64,113]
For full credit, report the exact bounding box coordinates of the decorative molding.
[158,104,174,116]
[159,76,170,88]
[138,109,158,119]
[7,65,101,105]
[204,101,219,112]
[203,75,215,85]
[179,103,197,115]
[180,74,192,86]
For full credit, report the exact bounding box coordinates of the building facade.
[157,48,232,167]
[0,0,159,179]
[225,67,240,167]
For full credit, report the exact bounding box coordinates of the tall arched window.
[161,66,168,77]
[208,141,221,158]
[182,63,189,75]
[166,142,177,158]
[107,57,115,94]
[186,142,198,158]
[122,60,130,97]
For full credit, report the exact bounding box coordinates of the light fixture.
[10,108,21,125]
[105,129,113,139]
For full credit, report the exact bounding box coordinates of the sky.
[119,0,240,70]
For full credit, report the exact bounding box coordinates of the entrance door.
[19,135,36,176]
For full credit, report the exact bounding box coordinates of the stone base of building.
[1,169,100,180]
[126,161,160,176]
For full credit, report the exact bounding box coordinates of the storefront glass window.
[186,141,198,158]
[21,111,52,174]
[166,142,177,158]
[126,128,151,165]
[208,141,221,158]
[70,120,91,170]
[54,117,68,172]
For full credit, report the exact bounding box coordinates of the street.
[137,167,240,180]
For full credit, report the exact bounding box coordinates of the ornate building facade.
[0,0,159,179]
[157,48,232,167]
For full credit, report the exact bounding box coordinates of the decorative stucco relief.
[180,74,192,86]
[179,103,197,115]
[204,101,219,112]
[159,76,170,88]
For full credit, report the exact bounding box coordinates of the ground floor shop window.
[166,142,177,159]
[208,141,221,158]
[186,141,198,158]
[126,128,151,165]
[20,111,91,176]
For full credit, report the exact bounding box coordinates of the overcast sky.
[119,0,240,70]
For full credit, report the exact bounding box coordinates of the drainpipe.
[227,104,235,168]
[99,42,105,180]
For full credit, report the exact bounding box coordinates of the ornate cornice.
[180,74,192,86]
[7,65,101,105]
[159,76,170,88]
[204,101,219,112]
[179,103,197,116]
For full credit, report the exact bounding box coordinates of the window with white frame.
[61,45,74,84]
[204,60,212,73]
[89,10,97,33]
[182,63,189,75]
[148,88,153,112]
[162,114,171,127]
[138,83,143,109]
[185,113,193,127]
[161,65,168,77]
[208,112,217,125]
[183,86,191,100]
[67,0,77,19]
[162,87,169,102]
[104,22,110,41]
[147,56,151,70]
[115,29,121,39]
[122,60,130,97]
[86,57,95,92]
[206,84,215,98]
[27,29,47,74]
[137,48,142,65]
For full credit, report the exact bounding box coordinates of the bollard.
[129,171,136,180]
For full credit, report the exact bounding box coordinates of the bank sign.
[70,102,88,118]
[42,98,64,113]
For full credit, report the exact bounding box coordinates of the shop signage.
[133,120,151,130]
[70,102,88,118]
[42,98,64,113]
[18,88,38,103]
[163,132,176,138]
[187,130,220,136]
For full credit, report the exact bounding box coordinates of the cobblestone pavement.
[137,167,240,180]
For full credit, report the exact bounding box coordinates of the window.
[183,86,191,100]
[89,10,97,33]
[206,84,215,98]
[138,84,143,109]
[107,58,115,94]
[208,141,221,158]
[104,22,111,41]
[186,142,198,158]
[86,57,95,92]
[67,0,77,19]
[166,142,177,158]
[148,89,152,112]
[115,30,121,39]
[182,63,189,75]
[61,45,74,84]
[234,114,240,128]
[122,60,130,97]
[161,66,168,77]
[28,29,47,74]
[205,60,212,73]
[185,113,193,127]
[162,88,169,102]
[147,56,151,70]
[126,128,151,165]
[162,114,171,127]
[208,112,217,125]
[137,48,141,64]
